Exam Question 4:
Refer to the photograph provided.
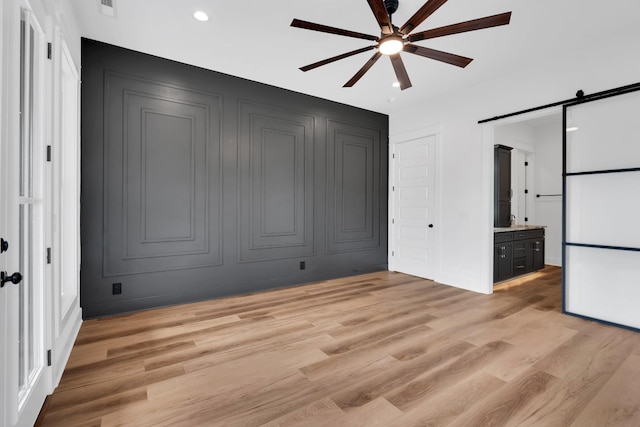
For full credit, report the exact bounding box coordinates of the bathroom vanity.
[494,225,545,283]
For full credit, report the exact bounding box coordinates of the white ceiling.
[69,0,640,115]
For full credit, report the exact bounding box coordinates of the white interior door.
[1,2,49,425]
[1,0,9,421]
[390,135,436,279]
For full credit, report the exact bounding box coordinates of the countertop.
[494,224,546,233]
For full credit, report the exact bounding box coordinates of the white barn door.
[564,87,640,330]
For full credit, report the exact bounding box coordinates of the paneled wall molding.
[326,120,382,253]
[82,40,388,318]
[238,100,316,262]
[103,71,223,276]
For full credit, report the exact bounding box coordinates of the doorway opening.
[487,108,563,291]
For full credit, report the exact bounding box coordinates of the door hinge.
[392,218,395,224]
[392,251,395,256]
[47,43,52,60]
[47,145,52,162]
[47,349,52,366]
[524,161,529,166]
[46,247,51,264]
[525,217,529,222]
[392,186,395,191]
[524,189,529,194]
[392,153,395,159]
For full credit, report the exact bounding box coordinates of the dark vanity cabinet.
[494,232,514,282]
[494,145,513,227]
[494,228,545,283]
[530,237,545,271]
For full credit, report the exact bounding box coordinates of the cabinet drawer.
[513,241,526,258]
[513,257,526,273]
[494,232,513,243]
[513,229,545,240]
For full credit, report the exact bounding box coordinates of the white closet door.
[390,135,436,279]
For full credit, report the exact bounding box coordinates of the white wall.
[532,118,562,266]
[389,29,640,293]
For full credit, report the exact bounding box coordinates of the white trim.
[51,304,81,386]
[49,27,82,393]
[546,257,562,267]
[390,124,442,145]
[480,124,495,294]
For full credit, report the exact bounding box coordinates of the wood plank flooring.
[37,267,640,426]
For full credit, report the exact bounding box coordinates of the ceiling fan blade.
[404,44,473,68]
[408,12,512,42]
[389,54,412,90]
[300,46,377,72]
[366,0,394,35]
[400,0,449,35]
[344,52,382,87]
[291,19,379,41]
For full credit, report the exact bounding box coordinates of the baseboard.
[51,303,82,389]
[545,257,562,267]
[434,273,492,295]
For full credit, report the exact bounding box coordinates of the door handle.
[1,271,22,287]
[428,224,434,228]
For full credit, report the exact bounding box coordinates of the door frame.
[49,31,82,387]
[389,124,442,280]
[481,107,562,294]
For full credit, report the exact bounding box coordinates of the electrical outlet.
[300,261,306,270]
[112,283,122,295]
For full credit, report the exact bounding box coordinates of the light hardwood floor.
[37,267,640,426]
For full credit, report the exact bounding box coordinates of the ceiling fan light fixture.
[193,11,209,22]
[291,0,512,89]
[378,35,403,55]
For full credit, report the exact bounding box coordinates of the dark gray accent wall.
[81,39,388,318]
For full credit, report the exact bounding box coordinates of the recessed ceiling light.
[392,81,400,88]
[194,11,209,22]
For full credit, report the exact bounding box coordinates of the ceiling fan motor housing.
[385,0,399,16]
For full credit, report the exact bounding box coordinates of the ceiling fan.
[291,0,511,90]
